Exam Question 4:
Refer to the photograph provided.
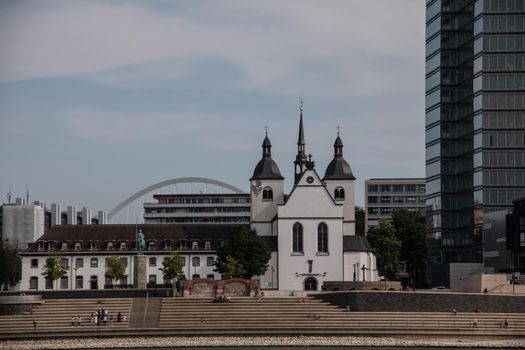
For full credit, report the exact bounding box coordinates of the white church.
[251,107,378,291]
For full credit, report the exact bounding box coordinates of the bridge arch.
[108,177,246,221]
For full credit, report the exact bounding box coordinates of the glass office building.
[425,0,525,285]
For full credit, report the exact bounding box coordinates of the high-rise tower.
[425,0,525,286]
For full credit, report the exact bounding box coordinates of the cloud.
[0,0,424,98]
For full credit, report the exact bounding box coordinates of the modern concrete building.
[364,178,426,230]
[425,0,525,285]
[0,199,45,250]
[143,194,251,225]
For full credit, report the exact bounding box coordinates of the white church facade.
[251,108,378,290]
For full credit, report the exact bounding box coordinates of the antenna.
[26,184,30,204]
[7,186,11,204]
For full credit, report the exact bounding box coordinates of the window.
[48,242,55,251]
[74,242,81,251]
[45,278,53,290]
[204,241,211,250]
[105,258,110,267]
[75,258,83,268]
[149,257,157,267]
[120,276,128,286]
[192,257,200,266]
[148,241,155,250]
[292,222,303,253]
[192,241,199,250]
[61,242,68,251]
[90,258,98,268]
[60,276,68,289]
[75,276,83,289]
[38,242,45,251]
[29,277,38,290]
[90,241,97,251]
[164,240,172,250]
[31,259,38,268]
[207,257,215,266]
[179,241,187,250]
[207,274,215,280]
[148,275,157,284]
[263,187,273,201]
[181,257,186,266]
[62,258,69,268]
[119,241,126,250]
[192,274,200,279]
[107,241,114,250]
[317,222,329,253]
[334,187,345,201]
[120,257,128,267]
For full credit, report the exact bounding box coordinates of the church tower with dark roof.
[250,131,284,237]
[294,104,309,184]
[323,132,356,235]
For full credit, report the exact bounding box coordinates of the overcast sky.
[0,0,425,222]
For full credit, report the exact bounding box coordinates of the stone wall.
[0,295,42,315]
[313,291,525,313]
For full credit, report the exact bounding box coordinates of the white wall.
[343,251,378,282]
[250,179,283,236]
[2,204,44,249]
[258,252,278,289]
[324,179,355,235]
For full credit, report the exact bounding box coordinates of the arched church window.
[335,187,345,201]
[263,187,273,201]
[317,222,328,253]
[292,222,303,253]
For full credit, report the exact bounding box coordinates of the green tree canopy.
[367,219,401,280]
[105,256,127,285]
[391,209,427,288]
[221,255,247,279]
[355,206,365,235]
[160,251,185,282]
[42,253,68,289]
[215,227,271,279]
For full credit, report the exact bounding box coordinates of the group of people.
[213,295,232,303]
[89,308,124,326]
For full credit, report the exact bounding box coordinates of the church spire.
[294,99,309,184]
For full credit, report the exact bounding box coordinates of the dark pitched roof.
[323,158,356,180]
[24,224,249,254]
[343,235,373,252]
[250,158,284,180]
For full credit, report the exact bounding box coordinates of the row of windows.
[484,0,525,12]
[484,189,524,205]
[483,151,525,166]
[31,256,218,269]
[146,207,250,214]
[483,34,525,52]
[367,184,425,193]
[477,93,525,109]
[368,207,423,215]
[160,217,250,223]
[479,73,525,90]
[483,111,525,129]
[484,15,525,32]
[483,170,525,186]
[37,239,218,252]
[292,222,329,254]
[368,196,424,204]
[158,197,250,204]
[482,54,525,71]
[484,131,525,147]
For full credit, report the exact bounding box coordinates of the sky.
[0,0,425,222]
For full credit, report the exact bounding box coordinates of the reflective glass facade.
[425,0,525,283]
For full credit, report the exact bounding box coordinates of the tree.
[215,227,271,279]
[0,241,21,290]
[355,206,365,235]
[160,251,185,284]
[367,219,401,280]
[42,254,68,289]
[221,255,247,279]
[392,209,427,288]
[105,256,127,286]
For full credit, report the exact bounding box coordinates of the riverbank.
[1,336,524,349]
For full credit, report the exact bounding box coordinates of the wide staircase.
[158,296,525,336]
[0,298,132,336]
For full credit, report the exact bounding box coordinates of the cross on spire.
[264,125,269,136]
[300,97,304,112]
[337,125,341,136]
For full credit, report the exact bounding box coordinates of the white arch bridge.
[108,177,246,223]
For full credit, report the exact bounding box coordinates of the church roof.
[250,158,284,180]
[343,235,372,252]
[323,158,356,180]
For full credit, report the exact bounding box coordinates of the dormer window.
[334,187,345,201]
[148,241,155,251]
[164,240,172,250]
[204,241,211,250]
[38,242,45,251]
[263,187,273,201]
[119,241,126,250]
[48,242,55,251]
[74,242,81,251]
[90,241,97,251]
[192,241,199,250]
[107,241,114,251]
[179,241,187,250]
[61,242,68,251]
